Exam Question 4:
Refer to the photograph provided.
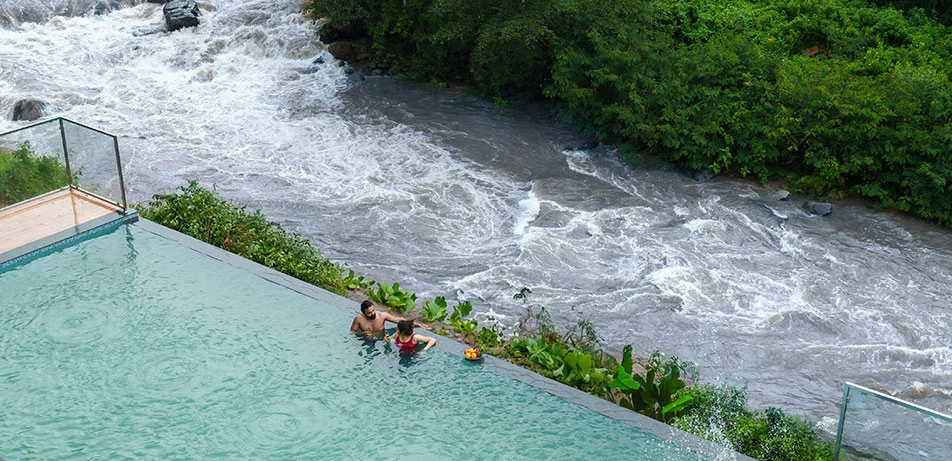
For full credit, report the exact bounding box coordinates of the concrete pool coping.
[134,217,754,461]
[0,188,134,266]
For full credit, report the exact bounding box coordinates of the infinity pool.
[0,222,709,459]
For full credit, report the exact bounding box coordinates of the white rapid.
[2,0,950,430]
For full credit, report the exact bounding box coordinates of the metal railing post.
[833,383,852,460]
[57,118,74,187]
[113,135,127,210]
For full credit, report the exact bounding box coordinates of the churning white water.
[2,0,951,429]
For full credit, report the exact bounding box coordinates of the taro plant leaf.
[343,269,373,290]
[403,294,418,312]
[591,368,606,383]
[577,353,592,375]
[661,394,695,419]
[370,282,393,303]
[421,296,448,322]
[621,344,634,375]
[461,319,477,334]
[525,338,546,357]
[453,301,473,318]
[564,350,578,370]
[609,364,641,392]
[658,366,685,407]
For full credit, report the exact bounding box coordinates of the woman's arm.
[414,334,436,353]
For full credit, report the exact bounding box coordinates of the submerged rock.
[326,40,375,70]
[803,200,833,216]
[163,0,200,32]
[771,189,791,201]
[692,169,715,182]
[11,99,48,121]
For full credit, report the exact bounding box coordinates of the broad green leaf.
[609,365,641,391]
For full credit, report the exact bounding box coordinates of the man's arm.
[381,312,407,325]
[349,316,361,335]
[380,312,431,330]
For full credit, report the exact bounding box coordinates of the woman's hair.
[397,319,414,335]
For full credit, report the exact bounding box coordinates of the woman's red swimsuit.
[395,333,417,353]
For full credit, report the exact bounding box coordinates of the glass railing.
[0,117,126,209]
[835,382,952,460]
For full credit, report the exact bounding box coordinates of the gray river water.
[2,0,950,432]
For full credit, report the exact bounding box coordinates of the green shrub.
[673,384,834,461]
[136,181,347,295]
[609,347,697,422]
[0,142,71,207]
[727,407,834,461]
[672,383,752,444]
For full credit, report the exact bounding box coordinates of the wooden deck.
[0,187,124,256]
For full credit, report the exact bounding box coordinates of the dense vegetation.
[307,0,952,226]
[132,184,835,460]
[136,181,348,295]
[0,142,71,207]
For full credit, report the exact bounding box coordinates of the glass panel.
[60,119,123,206]
[0,118,125,209]
[0,119,68,207]
[837,384,952,460]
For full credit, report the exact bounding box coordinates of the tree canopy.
[308,0,952,226]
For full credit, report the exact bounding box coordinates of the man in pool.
[349,300,429,337]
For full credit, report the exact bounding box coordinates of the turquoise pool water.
[0,224,706,459]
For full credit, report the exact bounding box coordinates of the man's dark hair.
[360,300,373,313]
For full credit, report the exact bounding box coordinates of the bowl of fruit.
[463,347,483,361]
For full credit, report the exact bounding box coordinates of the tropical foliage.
[308,0,952,226]
[136,182,348,295]
[368,281,418,312]
[502,289,832,460]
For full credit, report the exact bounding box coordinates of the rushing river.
[2,0,950,429]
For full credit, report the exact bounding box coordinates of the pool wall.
[0,210,138,269]
[133,218,753,461]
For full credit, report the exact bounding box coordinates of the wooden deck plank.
[0,188,123,255]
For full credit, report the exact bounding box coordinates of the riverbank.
[308,0,952,228]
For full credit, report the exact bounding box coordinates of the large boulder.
[692,169,715,182]
[326,40,375,69]
[163,0,200,31]
[12,99,47,121]
[803,200,833,216]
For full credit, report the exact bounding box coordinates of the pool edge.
[132,218,754,461]
[0,210,139,268]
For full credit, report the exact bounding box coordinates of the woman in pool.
[391,319,436,354]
